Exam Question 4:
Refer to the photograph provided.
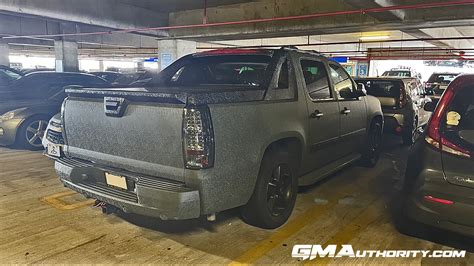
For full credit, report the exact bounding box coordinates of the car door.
[298,58,342,169]
[328,63,367,156]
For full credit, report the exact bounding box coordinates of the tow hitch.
[94,200,119,214]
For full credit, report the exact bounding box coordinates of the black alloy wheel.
[266,164,294,217]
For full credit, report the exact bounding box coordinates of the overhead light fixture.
[359,35,391,41]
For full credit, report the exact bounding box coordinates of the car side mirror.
[339,87,356,99]
[424,100,438,112]
[356,83,367,96]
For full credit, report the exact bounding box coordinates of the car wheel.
[16,115,50,150]
[403,117,418,145]
[360,119,383,168]
[241,149,297,229]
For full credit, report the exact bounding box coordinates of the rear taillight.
[423,195,454,205]
[183,104,214,169]
[425,81,471,158]
[399,83,407,108]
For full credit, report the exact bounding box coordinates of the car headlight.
[0,108,26,122]
[0,111,15,122]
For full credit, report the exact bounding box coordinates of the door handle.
[310,110,324,119]
[341,107,351,115]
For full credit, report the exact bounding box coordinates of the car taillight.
[183,104,214,169]
[425,81,471,158]
[399,84,407,108]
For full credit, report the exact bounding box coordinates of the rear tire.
[360,119,383,168]
[15,115,50,150]
[241,149,297,229]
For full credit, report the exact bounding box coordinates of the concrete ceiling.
[1,0,474,59]
[118,0,256,13]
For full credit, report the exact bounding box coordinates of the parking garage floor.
[1,136,473,264]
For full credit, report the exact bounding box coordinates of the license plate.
[105,172,128,190]
[47,144,61,157]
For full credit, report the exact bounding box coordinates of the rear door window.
[329,64,355,98]
[300,59,331,100]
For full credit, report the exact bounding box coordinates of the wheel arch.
[260,134,304,174]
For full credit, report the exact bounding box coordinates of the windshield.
[428,74,458,84]
[3,73,109,100]
[382,70,411,77]
[154,55,273,87]
[0,68,22,84]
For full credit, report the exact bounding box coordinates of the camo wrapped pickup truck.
[53,48,383,229]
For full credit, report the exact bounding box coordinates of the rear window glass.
[357,80,402,98]
[428,74,458,84]
[443,87,474,147]
[162,55,272,87]
[382,71,410,77]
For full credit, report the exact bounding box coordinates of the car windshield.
[3,73,108,100]
[382,70,411,77]
[154,54,273,87]
[0,68,21,79]
[357,79,402,98]
[0,68,22,84]
[428,74,458,84]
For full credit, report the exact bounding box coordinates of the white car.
[42,113,64,158]
[382,68,422,79]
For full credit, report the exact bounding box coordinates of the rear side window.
[277,61,289,90]
[300,60,331,100]
[357,80,402,99]
[443,87,474,147]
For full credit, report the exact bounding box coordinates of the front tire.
[15,115,50,150]
[360,119,383,167]
[241,149,297,229]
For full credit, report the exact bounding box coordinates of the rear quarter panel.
[192,99,309,214]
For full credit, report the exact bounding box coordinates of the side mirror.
[424,100,438,112]
[339,87,356,99]
[357,83,367,96]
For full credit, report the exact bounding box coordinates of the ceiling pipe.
[2,0,474,40]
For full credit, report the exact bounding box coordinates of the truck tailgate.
[63,95,186,182]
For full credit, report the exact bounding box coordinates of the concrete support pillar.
[99,60,105,71]
[54,40,79,72]
[158,40,196,71]
[0,42,10,66]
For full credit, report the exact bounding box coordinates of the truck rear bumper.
[55,157,201,220]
